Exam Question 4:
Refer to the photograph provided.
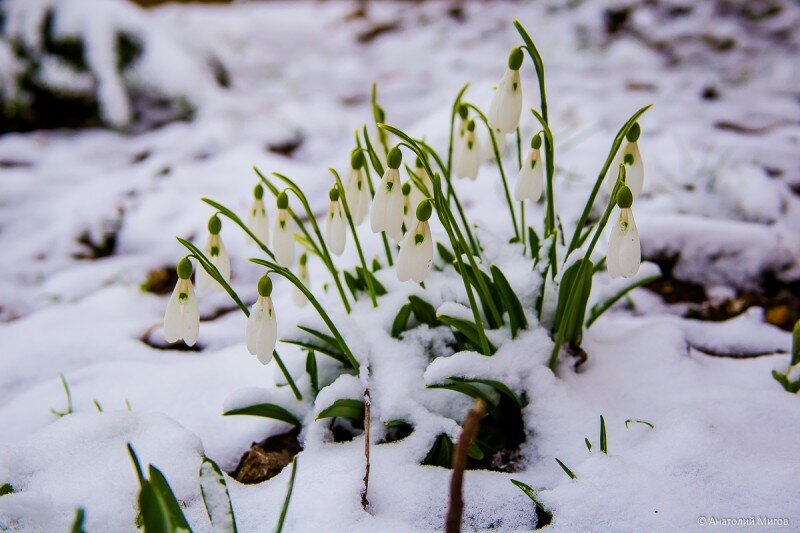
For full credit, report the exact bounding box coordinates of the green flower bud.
[387,147,403,169]
[177,257,193,280]
[416,199,433,221]
[626,123,641,143]
[351,150,365,169]
[402,182,411,196]
[458,104,468,120]
[508,47,524,70]
[257,275,272,297]
[299,253,308,266]
[277,191,289,209]
[467,120,476,132]
[531,135,542,150]
[415,156,424,169]
[208,214,222,235]
[329,187,340,202]
[616,186,633,209]
[254,184,264,200]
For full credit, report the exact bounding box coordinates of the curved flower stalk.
[370,147,405,242]
[326,187,347,256]
[397,199,434,283]
[488,48,524,134]
[248,184,270,246]
[247,275,278,365]
[292,253,309,307]
[514,134,544,202]
[608,122,644,196]
[273,191,296,267]
[454,119,481,180]
[164,257,200,346]
[607,186,641,278]
[196,214,231,294]
[344,151,371,226]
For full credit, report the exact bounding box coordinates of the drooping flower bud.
[247,275,277,364]
[164,258,199,346]
[326,187,347,256]
[273,191,295,267]
[488,49,523,133]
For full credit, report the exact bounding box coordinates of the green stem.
[447,83,470,178]
[275,457,298,533]
[330,168,377,307]
[201,198,275,260]
[273,350,303,401]
[250,259,360,372]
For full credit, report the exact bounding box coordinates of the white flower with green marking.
[292,254,309,308]
[272,191,295,267]
[488,48,524,134]
[609,123,644,196]
[196,215,231,293]
[345,153,371,226]
[326,187,347,256]
[164,258,199,346]
[246,275,277,364]
[397,200,434,283]
[607,186,641,278]
[370,147,405,242]
[514,135,544,202]
[247,184,270,246]
[454,119,481,181]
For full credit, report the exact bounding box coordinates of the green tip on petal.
[277,190,289,209]
[254,184,264,200]
[258,275,273,297]
[351,150,365,169]
[626,123,641,143]
[329,187,340,201]
[177,257,193,280]
[402,182,411,196]
[616,186,633,209]
[531,135,542,150]
[299,253,308,266]
[415,156,424,168]
[416,199,433,221]
[388,147,403,169]
[508,47,524,70]
[458,104,468,120]
[208,214,222,235]
[467,120,476,132]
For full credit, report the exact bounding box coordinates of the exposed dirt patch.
[232,428,302,484]
[140,266,179,295]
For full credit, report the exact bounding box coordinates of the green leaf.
[148,465,192,532]
[316,398,365,421]
[275,457,298,533]
[199,457,237,533]
[306,351,319,396]
[408,295,438,327]
[554,259,594,345]
[437,314,497,354]
[555,458,576,480]
[490,265,527,338]
[436,242,455,265]
[585,438,592,451]
[510,479,553,527]
[0,483,13,496]
[528,227,540,261]
[139,479,174,533]
[624,419,654,429]
[600,415,608,454]
[448,377,524,409]
[467,441,484,460]
[343,270,361,300]
[223,403,300,426]
[297,325,339,353]
[356,266,387,296]
[362,125,385,176]
[453,263,503,329]
[422,433,454,468]
[426,381,500,420]
[792,320,800,367]
[70,508,86,533]
[282,338,348,366]
[585,274,661,328]
[385,419,409,428]
[392,303,412,338]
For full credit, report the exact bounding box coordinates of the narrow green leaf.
[355,266,387,296]
[199,457,237,533]
[554,259,594,345]
[392,303,412,338]
[426,382,501,420]
[0,483,13,496]
[528,227,540,261]
[437,314,497,354]
[467,441,484,460]
[490,265,527,338]
[306,351,319,396]
[343,270,361,300]
[148,465,192,531]
[447,377,524,409]
[70,508,86,533]
[385,419,410,428]
[408,296,438,327]
[510,479,553,527]
[791,320,800,367]
[436,242,455,265]
[223,404,300,426]
[316,398,365,421]
[275,457,298,533]
[625,419,654,429]
[586,274,661,327]
[555,458,576,479]
[282,338,348,366]
[600,415,607,454]
[422,433,454,468]
[139,479,173,533]
[585,438,592,451]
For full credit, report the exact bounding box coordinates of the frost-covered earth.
[1,1,800,531]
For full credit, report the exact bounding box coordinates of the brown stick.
[361,388,371,511]
[445,399,485,533]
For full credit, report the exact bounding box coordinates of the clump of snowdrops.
[162,19,654,504]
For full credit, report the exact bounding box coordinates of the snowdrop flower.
[326,187,347,256]
[272,191,295,267]
[344,151,371,226]
[370,146,404,242]
[406,159,432,229]
[397,199,434,283]
[196,214,232,293]
[514,135,544,202]
[609,123,644,196]
[164,257,199,346]
[246,275,277,364]
[248,184,270,246]
[488,48,524,134]
[454,104,470,161]
[292,253,309,307]
[607,186,641,278]
[454,120,481,181]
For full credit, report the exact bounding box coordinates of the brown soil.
[232,429,302,484]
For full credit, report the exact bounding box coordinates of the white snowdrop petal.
[370,170,394,233]
[180,280,200,346]
[386,186,405,242]
[248,200,270,246]
[488,69,522,133]
[327,203,347,256]
[245,302,262,355]
[617,210,641,277]
[214,239,231,283]
[256,298,277,363]
[163,282,184,343]
[626,142,644,196]
[273,211,295,267]
[396,231,415,282]
[412,223,434,283]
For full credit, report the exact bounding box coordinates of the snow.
[1,0,799,531]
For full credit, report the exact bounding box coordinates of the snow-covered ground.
[1,1,799,531]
